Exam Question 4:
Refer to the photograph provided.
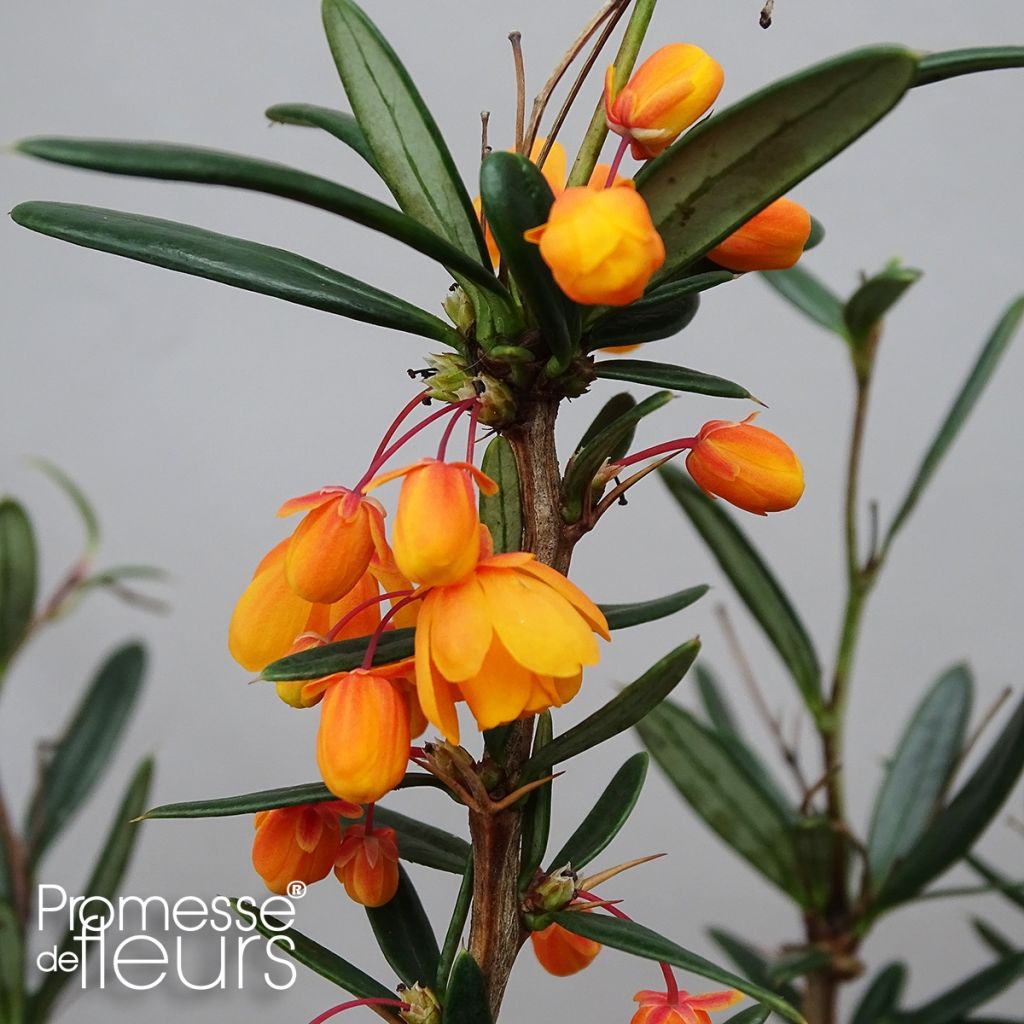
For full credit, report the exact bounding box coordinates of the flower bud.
[530,865,578,912]
[530,920,601,977]
[399,984,442,1024]
[685,414,804,515]
[707,197,811,272]
[605,44,724,159]
[335,824,400,907]
[524,184,665,306]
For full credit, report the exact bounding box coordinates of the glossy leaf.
[0,500,37,676]
[866,664,973,888]
[552,913,804,1023]
[366,866,440,987]
[661,466,823,715]
[915,47,1024,87]
[637,47,917,279]
[371,807,470,875]
[27,642,146,866]
[436,862,474,998]
[442,950,492,1024]
[723,1009,771,1024]
[519,712,553,887]
[892,954,1024,1024]
[595,359,756,401]
[588,293,700,348]
[883,296,1024,549]
[878,694,1024,910]
[709,928,801,1008]
[11,202,464,349]
[575,393,636,458]
[971,918,1015,959]
[761,265,844,334]
[479,436,522,555]
[967,854,1024,911]
[265,102,378,170]
[546,752,648,872]
[261,627,414,680]
[696,663,740,736]
[601,585,709,630]
[850,962,907,1024]
[31,458,100,556]
[520,638,700,781]
[843,263,922,349]
[770,948,831,984]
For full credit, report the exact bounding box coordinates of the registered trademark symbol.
[286,880,307,899]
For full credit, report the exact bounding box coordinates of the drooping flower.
[605,44,724,159]
[685,414,804,515]
[524,183,665,306]
[707,197,811,272]
[631,987,743,1024]
[335,823,400,907]
[415,552,609,742]
[531,921,602,976]
[251,801,360,895]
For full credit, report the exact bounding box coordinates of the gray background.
[2,0,1022,1020]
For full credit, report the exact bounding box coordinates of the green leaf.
[28,759,153,1023]
[883,296,1024,550]
[228,900,393,1000]
[265,102,378,170]
[31,458,100,556]
[552,912,805,1023]
[588,293,701,348]
[479,436,522,555]
[971,918,1016,959]
[0,500,37,677]
[866,663,973,889]
[261,627,415,681]
[967,854,1024,911]
[637,47,917,280]
[761,265,844,334]
[546,752,648,872]
[850,962,907,1024]
[519,712,553,887]
[520,638,700,781]
[601,585,709,630]
[708,928,801,1008]
[661,466,823,715]
[636,697,805,902]
[10,202,464,349]
[804,216,826,251]
[562,390,673,523]
[892,953,1024,1024]
[843,263,922,349]
[770,948,832,984]
[915,47,1024,87]
[436,862,473,998]
[371,807,470,875]
[366,866,440,988]
[26,642,146,867]
[595,359,757,401]
[480,152,579,370]
[17,137,508,299]
[723,1009,771,1024]
[575,392,636,458]
[0,901,24,1024]
[696,664,740,736]
[877,694,1024,910]
[442,950,492,1024]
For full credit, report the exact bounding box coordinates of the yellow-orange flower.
[251,801,360,895]
[531,921,602,976]
[707,197,811,272]
[335,823,400,907]
[524,183,665,306]
[605,44,724,159]
[685,414,804,515]
[415,553,609,742]
[631,987,743,1024]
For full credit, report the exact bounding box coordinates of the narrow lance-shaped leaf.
[914,47,1024,87]
[0,499,37,677]
[971,918,1015,959]
[575,393,636,457]
[370,808,470,875]
[10,202,465,350]
[595,359,757,402]
[265,103,378,170]
[891,953,1024,1024]
[366,866,440,988]
[850,962,907,1024]
[479,436,522,555]
[262,628,415,680]
[587,293,701,348]
[31,458,100,556]
[843,263,922,351]
[723,1010,771,1024]
[519,712,553,887]
[601,585,708,630]
[442,950,492,1024]
[436,862,473,998]
[587,269,734,332]
[761,265,845,334]
[966,854,1024,912]
[708,928,801,1008]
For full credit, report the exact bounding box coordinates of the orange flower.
[707,197,811,272]
[335,823,400,907]
[531,921,602,976]
[524,183,665,306]
[415,552,609,742]
[631,987,743,1024]
[251,801,360,895]
[605,44,724,159]
[685,414,804,515]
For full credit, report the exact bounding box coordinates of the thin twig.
[480,110,491,163]
[800,763,842,817]
[948,686,1013,786]
[508,33,527,154]
[590,454,675,524]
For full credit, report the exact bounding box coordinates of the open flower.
[531,921,602,976]
[707,197,811,272]
[632,987,743,1024]
[335,823,400,907]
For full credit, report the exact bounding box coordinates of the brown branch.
[948,686,1012,788]
[508,33,526,154]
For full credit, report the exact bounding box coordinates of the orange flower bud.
[524,184,665,306]
[685,414,804,515]
[530,921,601,976]
[632,987,743,1024]
[707,197,811,272]
[335,824,400,907]
[605,44,724,159]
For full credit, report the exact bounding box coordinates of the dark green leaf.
[436,862,473,998]
[562,390,673,523]
[883,296,1024,549]
[843,263,922,349]
[588,293,701,347]
[850,962,907,1024]
[519,712,553,887]
[967,854,1024,911]
[575,393,636,457]
[708,928,801,1008]
[696,664,740,736]
[723,1009,771,1024]
[546,752,648,872]
[770,948,832,984]
[442,950,492,1024]
[371,807,470,875]
[915,47,1024,87]
[595,359,756,401]
[867,664,973,889]
[0,500,36,677]
[601,585,709,631]
[878,694,1024,910]
[261,628,414,681]
[552,912,804,1023]
[0,901,24,1024]
[521,638,700,781]
[367,866,440,987]
[265,102,378,170]
[479,436,522,555]
[971,918,1016,959]
[892,953,1024,1024]
[637,47,917,279]
[804,217,826,251]
[10,202,464,349]
[480,152,579,371]
[31,458,100,556]
[27,642,146,866]
[661,466,823,715]
[761,265,844,334]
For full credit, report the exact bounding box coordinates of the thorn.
[490,772,563,812]
[578,853,666,891]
